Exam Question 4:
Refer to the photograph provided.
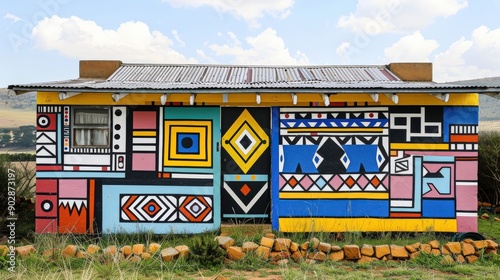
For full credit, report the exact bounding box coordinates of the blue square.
[177,133,200,154]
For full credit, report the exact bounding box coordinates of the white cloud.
[163,0,293,27]
[433,25,500,82]
[384,31,439,62]
[31,16,196,63]
[338,0,467,34]
[171,30,185,47]
[207,27,309,65]
[4,13,21,23]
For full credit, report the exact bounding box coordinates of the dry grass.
[479,121,500,132]
[0,109,35,129]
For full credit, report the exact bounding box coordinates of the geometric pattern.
[36,112,58,165]
[120,195,176,222]
[279,173,388,192]
[164,120,212,168]
[222,175,269,214]
[222,109,269,173]
[389,107,442,142]
[179,196,212,222]
[120,194,213,223]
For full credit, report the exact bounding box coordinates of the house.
[8,60,498,234]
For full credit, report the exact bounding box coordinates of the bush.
[188,234,225,269]
[478,131,500,205]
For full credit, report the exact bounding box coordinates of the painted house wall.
[34,91,479,234]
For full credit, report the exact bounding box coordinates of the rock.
[141,252,151,261]
[405,244,417,254]
[132,244,145,255]
[374,244,390,259]
[289,242,299,252]
[428,240,440,249]
[300,241,310,251]
[361,244,374,257]
[103,245,117,256]
[409,251,420,259]
[242,241,259,253]
[441,246,451,255]
[290,250,303,263]
[331,245,342,252]
[41,248,60,258]
[264,233,276,239]
[259,236,275,249]
[256,245,271,259]
[420,244,432,254]
[87,244,100,255]
[175,245,190,258]
[328,250,344,261]
[318,242,332,254]
[343,245,361,260]
[481,213,490,220]
[76,250,90,259]
[390,245,409,259]
[227,246,244,261]
[444,242,462,255]
[148,243,161,254]
[0,245,8,256]
[456,255,466,264]
[128,255,141,262]
[161,247,180,262]
[120,245,132,257]
[465,255,479,263]
[309,238,320,249]
[358,255,374,263]
[277,259,289,266]
[461,242,475,256]
[486,240,499,249]
[61,245,77,257]
[273,238,291,252]
[216,236,235,250]
[441,255,454,265]
[270,251,289,262]
[431,249,441,256]
[471,240,488,250]
[307,251,327,262]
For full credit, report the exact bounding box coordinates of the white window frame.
[72,107,111,148]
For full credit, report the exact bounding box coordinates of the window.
[72,107,110,147]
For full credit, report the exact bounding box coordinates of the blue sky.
[2,0,500,87]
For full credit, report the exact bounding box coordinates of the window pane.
[74,109,109,125]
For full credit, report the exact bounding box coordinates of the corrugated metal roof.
[8,63,500,94]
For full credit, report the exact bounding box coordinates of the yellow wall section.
[279,218,457,232]
[37,91,479,106]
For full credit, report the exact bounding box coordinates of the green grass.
[1,217,499,279]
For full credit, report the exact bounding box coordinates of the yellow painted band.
[278,218,457,232]
[132,131,157,137]
[390,143,449,150]
[279,192,389,199]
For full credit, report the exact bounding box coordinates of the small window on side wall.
[72,107,110,147]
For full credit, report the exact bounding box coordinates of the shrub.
[478,131,500,205]
[188,234,225,269]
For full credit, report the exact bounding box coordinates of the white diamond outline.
[223,182,268,213]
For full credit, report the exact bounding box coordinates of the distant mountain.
[1,88,499,123]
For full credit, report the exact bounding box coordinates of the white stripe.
[280,107,388,113]
[456,181,477,186]
[132,145,156,151]
[456,212,477,217]
[133,137,157,144]
[390,200,413,207]
[171,173,213,179]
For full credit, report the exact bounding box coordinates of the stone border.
[2,235,498,265]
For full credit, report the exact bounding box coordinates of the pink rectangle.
[456,184,477,211]
[132,153,156,171]
[390,175,414,199]
[456,160,478,181]
[133,111,157,129]
[457,216,477,232]
[59,179,87,198]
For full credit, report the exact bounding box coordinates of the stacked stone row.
[3,236,498,265]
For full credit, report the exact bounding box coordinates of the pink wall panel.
[133,111,157,129]
[59,179,88,198]
[132,153,156,171]
[389,175,413,199]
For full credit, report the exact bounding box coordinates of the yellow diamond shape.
[222,109,269,173]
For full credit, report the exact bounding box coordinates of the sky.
[2,0,500,87]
